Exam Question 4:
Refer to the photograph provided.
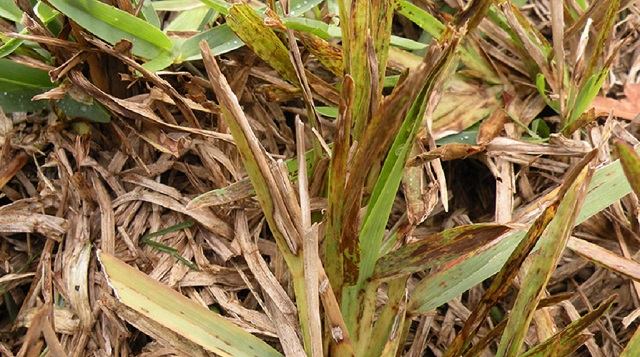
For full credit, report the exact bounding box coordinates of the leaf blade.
[48,0,173,59]
[97,250,283,357]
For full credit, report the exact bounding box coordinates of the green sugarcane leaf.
[395,0,445,38]
[48,0,173,59]
[0,59,54,90]
[0,0,22,21]
[178,24,243,62]
[164,6,213,32]
[57,93,112,123]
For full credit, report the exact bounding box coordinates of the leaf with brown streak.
[496,150,596,356]
[297,32,343,77]
[226,5,299,86]
[615,140,640,200]
[373,224,509,280]
[519,295,616,357]
[443,150,598,357]
[432,77,501,139]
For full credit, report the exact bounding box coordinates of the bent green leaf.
[48,0,173,59]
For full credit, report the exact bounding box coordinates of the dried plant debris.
[2,0,640,356]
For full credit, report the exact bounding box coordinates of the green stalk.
[325,77,354,302]
[346,30,463,354]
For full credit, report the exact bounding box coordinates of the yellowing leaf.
[97,250,283,357]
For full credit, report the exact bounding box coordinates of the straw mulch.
[2,1,640,356]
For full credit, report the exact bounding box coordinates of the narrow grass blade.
[496,155,595,357]
[518,295,616,357]
[580,0,619,86]
[48,0,173,59]
[615,140,640,199]
[373,224,509,280]
[364,277,408,356]
[536,73,560,112]
[370,0,397,95]
[567,70,608,126]
[141,221,198,270]
[140,220,194,240]
[97,250,283,357]
[325,75,353,299]
[139,0,161,28]
[408,148,635,314]
[0,2,60,58]
[444,210,555,356]
[396,0,499,83]
[164,6,212,31]
[444,150,597,357]
[198,0,231,15]
[359,30,462,286]
[461,294,572,357]
[342,0,372,141]
[344,29,463,354]
[395,0,444,38]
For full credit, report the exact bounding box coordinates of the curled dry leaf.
[590,83,640,120]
